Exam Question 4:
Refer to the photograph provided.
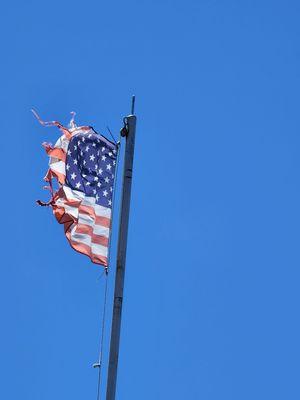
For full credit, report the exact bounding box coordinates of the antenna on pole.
[131,95,135,115]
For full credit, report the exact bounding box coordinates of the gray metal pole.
[106,101,137,400]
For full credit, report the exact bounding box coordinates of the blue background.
[1,0,300,399]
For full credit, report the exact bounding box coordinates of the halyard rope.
[96,272,109,400]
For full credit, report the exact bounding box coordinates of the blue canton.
[65,130,118,208]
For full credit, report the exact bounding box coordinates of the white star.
[108,200,112,206]
[82,137,86,142]
[106,164,112,171]
[66,164,70,170]
[113,149,117,154]
[71,173,77,180]
[67,149,71,156]
[94,176,99,181]
[93,189,97,195]
[75,182,81,189]
[110,187,113,192]
[102,155,106,161]
[90,154,95,161]
[92,143,96,147]
[73,159,78,165]
[86,181,91,186]
[102,147,105,152]
[85,146,89,152]
[96,194,99,201]
[105,177,110,183]
[74,145,77,150]
[80,151,83,156]
[88,133,92,138]
[95,164,98,169]
[113,161,116,166]
[103,190,108,197]
[97,182,101,187]
[98,168,103,175]
[109,152,112,157]
[83,160,86,165]
[97,151,100,156]
[82,174,87,178]
[77,140,81,145]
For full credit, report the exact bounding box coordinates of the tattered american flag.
[34,111,118,267]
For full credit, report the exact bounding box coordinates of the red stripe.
[76,224,109,247]
[79,205,95,216]
[95,215,111,228]
[79,205,111,228]
[46,147,66,162]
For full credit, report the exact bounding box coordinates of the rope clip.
[120,117,128,137]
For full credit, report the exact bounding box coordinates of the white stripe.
[95,203,111,218]
[63,186,85,201]
[58,202,78,219]
[54,135,70,152]
[50,160,66,175]
[70,127,92,136]
[77,211,94,226]
[93,224,110,238]
[71,230,92,246]
[81,196,96,207]
[90,242,108,256]
[70,229,108,257]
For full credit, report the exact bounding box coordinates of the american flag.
[34,111,118,267]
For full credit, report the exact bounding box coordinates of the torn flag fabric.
[34,111,118,267]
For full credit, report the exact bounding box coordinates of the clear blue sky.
[1,0,300,399]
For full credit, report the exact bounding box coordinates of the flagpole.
[106,97,137,400]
